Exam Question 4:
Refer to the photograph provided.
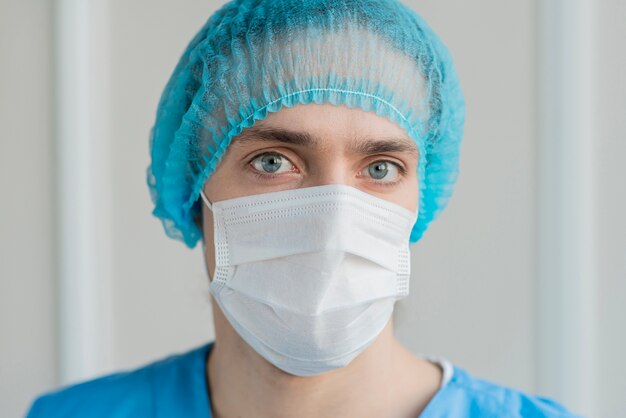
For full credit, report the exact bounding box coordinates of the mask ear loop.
[199,190,213,211]
[199,190,214,280]
[199,190,212,252]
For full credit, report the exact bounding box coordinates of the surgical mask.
[200,183,418,376]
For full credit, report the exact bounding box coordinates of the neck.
[206,301,443,418]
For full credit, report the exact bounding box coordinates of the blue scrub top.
[26,342,582,417]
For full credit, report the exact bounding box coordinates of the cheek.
[399,180,419,212]
[395,166,419,212]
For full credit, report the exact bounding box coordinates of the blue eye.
[364,161,399,182]
[251,153,294,174]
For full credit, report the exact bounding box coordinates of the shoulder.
[25,343,212,418]
[424,364,584,418]
[26,366,153,418]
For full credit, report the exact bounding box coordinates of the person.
[26,0,582,417]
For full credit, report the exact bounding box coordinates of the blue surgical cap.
[147,0,465,248]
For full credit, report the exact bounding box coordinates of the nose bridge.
[307,150,352,187]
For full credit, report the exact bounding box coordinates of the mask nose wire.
[199,190,213,211]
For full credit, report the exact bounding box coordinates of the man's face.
[201,102,419,278]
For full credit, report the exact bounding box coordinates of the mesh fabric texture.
[147,0,465,248]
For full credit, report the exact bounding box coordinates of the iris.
[368,161,389,179]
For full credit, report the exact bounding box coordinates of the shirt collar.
[151,342,214,418]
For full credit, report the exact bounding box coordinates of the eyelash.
[247,151,297,180]
[367,163,407,188]
[247,151,407,187]
[250,170,284,181]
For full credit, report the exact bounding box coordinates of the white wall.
[2,1,624,417]
[0,2,57,417]
[594,2,626,416]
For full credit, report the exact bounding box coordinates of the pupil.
[368,161,388,179]
[261,154,282,173]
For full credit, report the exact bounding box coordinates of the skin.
[200,103,442,418]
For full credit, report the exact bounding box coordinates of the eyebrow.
[232,125,419,156]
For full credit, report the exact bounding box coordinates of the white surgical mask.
[200,183,418,376]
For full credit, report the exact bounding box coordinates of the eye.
[250,152,295,174]
[362,160,401,183]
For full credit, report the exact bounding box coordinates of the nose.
[303,158,353,188]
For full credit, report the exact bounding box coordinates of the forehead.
[232,103,418,155]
